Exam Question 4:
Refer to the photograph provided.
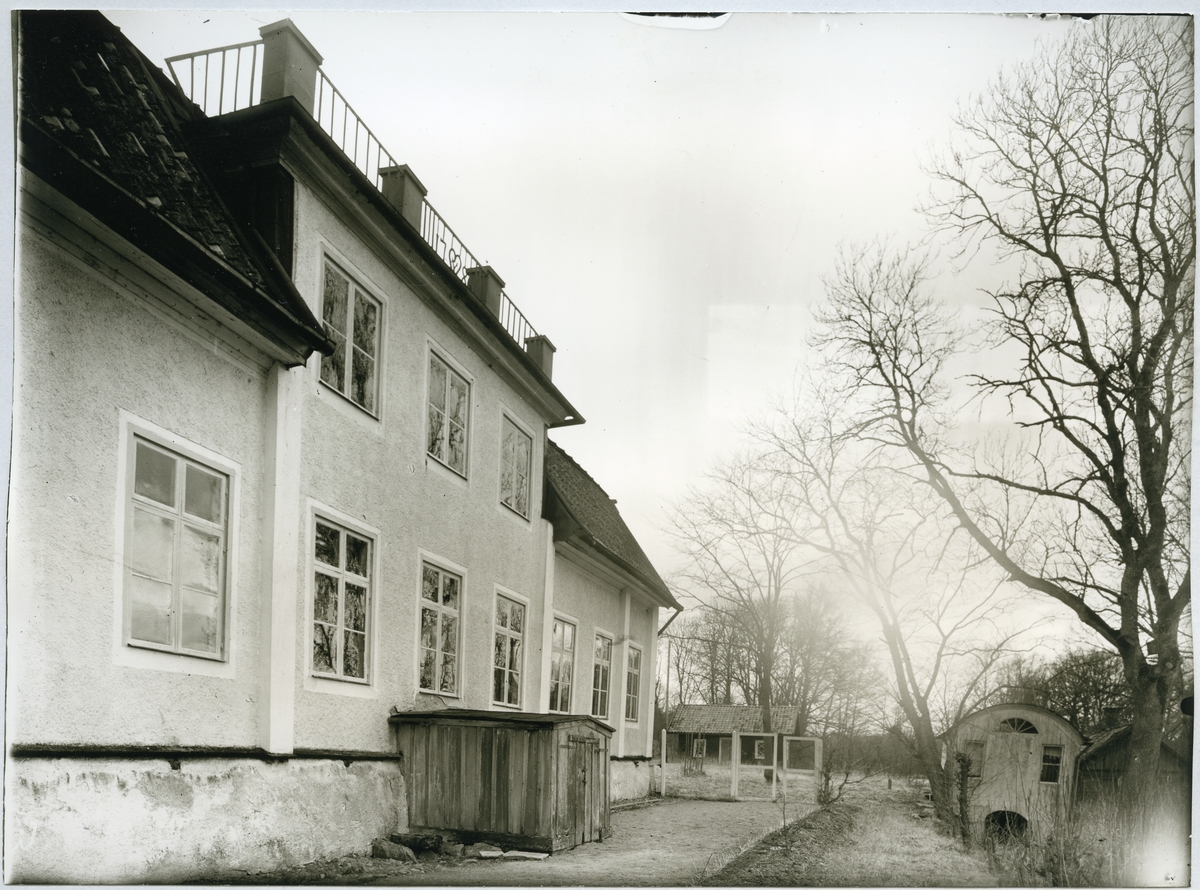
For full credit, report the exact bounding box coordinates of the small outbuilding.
[390,710,612,852]
[1076,724,1191,801]
[945,703,1084,841]
[665,705,816,769]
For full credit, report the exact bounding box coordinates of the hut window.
[492,594,525,706]
[312,517,372,681]
[965,740,984,777]
[754,739,765,760]
[1040,745,1063,784]
[692,738,707,758]
[592,634,613,719]
[998,718,1038,734]
[420,563,461,695]
[625,645,642,722]
[549,618,575,712]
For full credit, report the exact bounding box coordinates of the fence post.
[660,728,667,797]
[772,734,778,800]
[731,731,740,799]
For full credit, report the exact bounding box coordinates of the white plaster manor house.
[8,12,678,881]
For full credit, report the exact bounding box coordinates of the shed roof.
[1078,724,1191,768]
[666,704,802,735]
[18,10,331,364]
[544,440,679,609]
[388,708,612,736]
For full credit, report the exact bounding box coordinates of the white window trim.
[625,643,643,724]
[497,406,536,522]
[415,550,468,699]
[1039,744,1064,785]
[591,630,614,721]
[112,412,240,679]
[491,585,530,710]
[315,253,387,420]
[424,339,474,481]
[548,614,578,714]
[303,503,381,693]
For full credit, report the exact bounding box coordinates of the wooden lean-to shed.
[389,710,611,852]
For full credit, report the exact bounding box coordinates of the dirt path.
[224,796,818,886]
[706,778,997,887]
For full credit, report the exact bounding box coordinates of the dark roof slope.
[1079,724,1191,766]
[666,704,802,735]
[17,10,330,364]
[544,440,679,609]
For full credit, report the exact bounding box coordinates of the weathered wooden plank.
[480,726,494,829]
[495,727,511,833]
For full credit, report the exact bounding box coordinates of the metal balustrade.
[164,41,541,350]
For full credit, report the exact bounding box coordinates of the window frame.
[964,740,985,778]
[122,433,231,662]
[309,513,375,684]
[624,644,642,723]
[692,738,707,759]
[492,589,527,708]
[1040,745,1064,784]
[591,632,613,720]
[318,257,383,416]
[549,617,577,714]
[499,413,534,519]
[417,556,466,698]
[426,348,472,479]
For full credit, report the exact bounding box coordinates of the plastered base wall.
[610,758,652,801]
[4,757,407,884]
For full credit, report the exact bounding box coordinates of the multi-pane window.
[754,739,766,760]
[625,646,642,722]
[312,519,372,681]
[692,738,707,758]
[419,563,461,695]
[320,261,380,413]
[126,438,227,659]
[549,619,576,713]
[500,417,532,517]
[1040,745,1063,784]
[965,740,985,778]
[427,353,469,476]
[592,635,612,719]
[493,595,525,706]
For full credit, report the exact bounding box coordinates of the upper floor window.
[500,416,533,517]
[1040,745,1063,784]
[625,645,642,722]
[419,562,461,695]
[125,437,228,660]
[312,518,372,682]
[549,619,575,713]
[427,353,469,476]
[592,634,612,720]
[321,261,381,414]
[964,740,984,778]
[493,594,525,707]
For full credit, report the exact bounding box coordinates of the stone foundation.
[5,755,407,883]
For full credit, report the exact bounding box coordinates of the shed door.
[568,734,602,846]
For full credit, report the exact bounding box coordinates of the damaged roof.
[544,440,679,610]
[17,10,331,364]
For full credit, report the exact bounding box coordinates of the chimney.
[466,265,504,318]
[258,19,324,115]
[525,335,556,378]
[379,165,427,230]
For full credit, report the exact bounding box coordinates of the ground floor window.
[492,593,525,706]
[312,517,372,681]
[549,618,575,712]
[420,562,461,695]
[125,435,229,659]
[692,738,707,758]
[592,634,612,719]
[625,645,642,721]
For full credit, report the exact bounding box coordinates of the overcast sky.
[107,9,1087,589]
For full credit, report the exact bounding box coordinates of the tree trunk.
[1121,663,1166,817]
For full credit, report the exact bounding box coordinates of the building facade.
[8,12,676,882]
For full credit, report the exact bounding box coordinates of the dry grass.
[703,776,996,886]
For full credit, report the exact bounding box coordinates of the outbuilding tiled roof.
[544,440,679,609]
[18,11,331,363]
[666,704,803,735]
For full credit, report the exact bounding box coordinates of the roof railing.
[164,40,542,350]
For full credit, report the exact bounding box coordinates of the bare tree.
[760,389,1024,828]
[817,18,1192,814]
[997,647,1132,735]
[670,452,811,734]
